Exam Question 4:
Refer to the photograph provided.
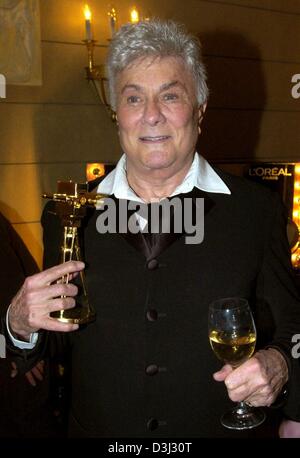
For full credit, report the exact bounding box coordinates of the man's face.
[115,56,205,176]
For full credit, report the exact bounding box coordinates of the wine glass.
[208,297,266,430]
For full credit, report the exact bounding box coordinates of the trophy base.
[50,308,96,325]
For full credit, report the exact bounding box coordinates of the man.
[2,20,300,437]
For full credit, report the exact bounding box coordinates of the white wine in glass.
[208,297,266,430]
[209,330,256,367]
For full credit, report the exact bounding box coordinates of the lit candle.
[108,7,117,38]
[130,6,139,23]
[84,4,92,40]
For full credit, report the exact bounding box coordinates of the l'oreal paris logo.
[248,166,292,180]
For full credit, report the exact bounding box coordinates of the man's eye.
[163,93,179,101]
[127,95,140,104]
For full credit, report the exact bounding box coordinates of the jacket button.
[146,309,158,321]
[147,418,159,431]
[145,364,159,376]
[147,258,159,270]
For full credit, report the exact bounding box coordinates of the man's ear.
[198,103,207,135]
[114,113,120,134]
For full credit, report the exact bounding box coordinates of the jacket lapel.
[117,188,216,260]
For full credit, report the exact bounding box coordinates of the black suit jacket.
[3,168,300,437]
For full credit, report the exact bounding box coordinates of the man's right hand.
[8,261,85,340]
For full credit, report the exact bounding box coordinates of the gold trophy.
[43,181,107,324]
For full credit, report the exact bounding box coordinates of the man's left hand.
[213,348,288,407]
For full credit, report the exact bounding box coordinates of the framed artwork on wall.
[0,0,42,85]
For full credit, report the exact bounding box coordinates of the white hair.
[106,19,209,111]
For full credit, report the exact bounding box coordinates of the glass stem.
[236,401,249,415]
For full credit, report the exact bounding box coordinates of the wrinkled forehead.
[115,55,196,92]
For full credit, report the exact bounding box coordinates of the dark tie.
[116,189,215,261]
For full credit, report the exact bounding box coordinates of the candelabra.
[82,5,148,122]
[83,39,116,121]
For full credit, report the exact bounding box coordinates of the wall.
[0,0,300,266]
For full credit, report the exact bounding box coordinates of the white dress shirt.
[97,152,231,199]
[9,152,230,349]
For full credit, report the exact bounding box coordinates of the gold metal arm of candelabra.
[43,181,108,325]
[83,39,116,122]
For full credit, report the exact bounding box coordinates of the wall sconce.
[82,4,147,122]
[86,163,106,181]
[82,5,115,121]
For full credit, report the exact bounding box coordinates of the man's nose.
[142,99,165,125]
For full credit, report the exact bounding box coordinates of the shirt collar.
[97,152,231,201]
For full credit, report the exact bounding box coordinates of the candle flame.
[84,4,92,21]
[130,7,139,23]
[108,7,117,20]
